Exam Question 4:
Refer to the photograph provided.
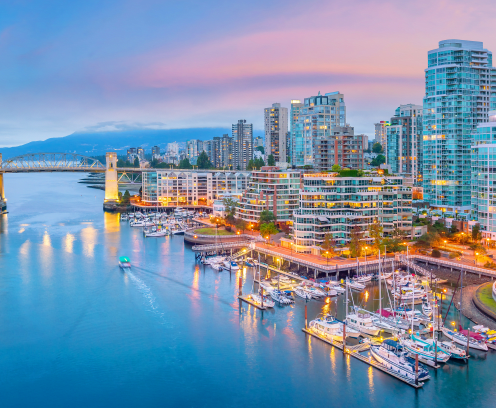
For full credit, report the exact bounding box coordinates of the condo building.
[292,173,413,249]
[313,125,366,171]
[235,166,301,225]
[290,92,346,167]
[264,103,288,163]
[423,39,496,213]
[141,170,251,207]
[471,110,496,238]
[374,122,389,148]
[232,120,253,170]
[186,139,203,161]
[385,104,423,185]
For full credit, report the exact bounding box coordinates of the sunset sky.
[1,0,496,146]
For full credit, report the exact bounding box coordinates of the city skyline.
[2,0,496,147]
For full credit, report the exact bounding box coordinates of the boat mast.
[345,277,349,320]
[379,249,382,323]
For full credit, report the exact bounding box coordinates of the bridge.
[0,152,145,211]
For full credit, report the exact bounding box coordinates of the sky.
[1,0,496,147]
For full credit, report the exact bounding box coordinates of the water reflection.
[40,230,53,279]
[104,212,120,233]
[64,233,76,253]
[80,226,97,258]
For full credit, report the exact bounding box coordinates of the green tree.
[123,190,131,203]
[255,146,264,154]
[235,218,248,234]
[260,222,278,241]
[197,151,213,169]
[368,220,383,253]
[133,157,140,168]
[349,225,363,258]
[178,158,192,169]
[259,210,276,225]
[117,158,126,167]
[268,154,276,166]
[331,164,341,172]
[321,233,337,257]
[247,159,255,171]
[370,154,386,167]
[431,249,441,258]
[255,158,265,169]
[472,224,482,242]
[223,197,237,218]
[372,142,383,153]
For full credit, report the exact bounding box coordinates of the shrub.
[431,249,441,258]
[449,251,461,259]
[339,169,359,177]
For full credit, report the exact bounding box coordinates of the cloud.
[79,121,168,133]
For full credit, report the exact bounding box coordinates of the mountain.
[0,128,232,159]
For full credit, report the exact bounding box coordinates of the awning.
[317,216,328,222]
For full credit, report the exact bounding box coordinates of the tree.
[133,157,140,168]
[178,158,192,169]
[223,197,237,218]
[255,158,265,169]
[349,225,363,258]
[472,224,482,242]
[268,154,275,166]
[150,158,160,168]
[321,233,337,257]
[259,210,276,225]
[331,164,341,172]
[123,190,131,203]
[368,220,383,253]
[197,151,213,169]
[117,158,126,167]
[372,142,383,153]
[370,154,386,167]
[255,146,264,154]
[431,249,441,258]
[260,222,278,241]
[247,159,255,171]
[235,218,248,234]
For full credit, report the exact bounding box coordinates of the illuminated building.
[264,103,288,163]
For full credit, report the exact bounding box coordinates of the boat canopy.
[460,330,484,341]
[378,309,394,318]
[119,256,131,263]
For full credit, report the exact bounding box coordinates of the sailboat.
[401,333,451,363]
[309,315,359,341]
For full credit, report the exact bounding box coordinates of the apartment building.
[232,120,253,170]
[264,103,288,163]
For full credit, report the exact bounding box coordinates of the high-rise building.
[167,142,179,156]
[219,134,233,169]
[264,103,288,163]
[385,104,423,185]
[290,92,346,167]
[423,39,496,213]
[127,147,137,162]
[152,146,160,158]
[254,136,264,148]
[471,110,496,238]
[186,139,204,161]
[232,120,253,170]
[290,99,304,166]
[313,125,366,171]
[137,147,145,160]
[374,121,389,148]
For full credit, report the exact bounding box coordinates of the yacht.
[326,281,345,294]
[344,279,365,291]
[250,292,275,308]
[442,328,488,351]
[309,315,359,341]
[171,228,187,235]
[120,213,128,221]
[345,309,381,336]
[294,286,312,300]
[422,301,433,317]
[438,341,468,360]
[223,260,240,271]
[401,333,450,363]
[130,220,145,227]
[144,227,168,237]
[356,274,373,284]
[270,290,294,305]
[370,339,430,382]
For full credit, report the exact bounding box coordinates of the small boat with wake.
[119,256,131,269]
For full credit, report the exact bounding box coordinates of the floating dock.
[238,295,267,310]
[302,328,425,388]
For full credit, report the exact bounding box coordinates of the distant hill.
[0,128,232,159]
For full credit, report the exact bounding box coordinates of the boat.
[250,292,275,308]
[245,258,256,267]
[345,309,381,336]
[223,260,240,271]
[259,281,275,293]
[171,228,187,235]
[375,309,410,330]
[370,339,430,382]
[326,281,345,294]
[309,315,359,340]
[120,213,128,221]
[144,229,168,237]
[270,290,294,305]
[356,275,373,284]
[294,286,312,300]
[422,301,433,317]
[343,279,365,291]
[401,333,450,363]
[119,256,131,269]
[442,327,488,351]
[438,341,469,360]
[130,220,145,227]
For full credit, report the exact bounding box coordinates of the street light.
[444,240,447,250]
[325,251,329,267]
[475,252,479,266]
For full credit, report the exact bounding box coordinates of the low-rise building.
[236,166,301,225]
[292,173,413,249]
[141,170,251,207]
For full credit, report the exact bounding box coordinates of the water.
[0,173,495,407]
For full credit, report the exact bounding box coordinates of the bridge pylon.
[104,152,119,205]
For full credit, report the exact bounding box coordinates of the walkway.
[453,285,496,330]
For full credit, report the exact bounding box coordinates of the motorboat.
[245,258,256,267]
[130,220,145,227]
[370,316,398,334]
[144,229,168,237]
[259,281,275,293]
[356,274,373,284]
[401,333,450,363]
[344,279,365,291]
[375,309,410,330]
[393,286,427,301]
[250,292,275,308]
[326,281,345,294]
[438,341,468,360]
[120,213,128,221]
[270,290,294,305]
[345,310,381,336]
[223,260,240,271]
[380,272,392,280]
[422,302,433,317]
[119,256,131,269]
[370,339,430,382]
[309,315,359,340]
[442,328,488,351]
[301,284,325,298]
[294,286,312,300]
[171,228,187,235]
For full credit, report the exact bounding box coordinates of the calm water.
[0,173,495,407]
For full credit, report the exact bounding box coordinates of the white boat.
[251,292,275,308]
[370,339,430,382]
[130,220,145,227]
[303,285,326,298]
[294,286,312,300]
[171,229,187,235]
[309,315,359,340]
[144,229,168,237]
[438,341,468,360]
[380,272,392,280]
[442,328,488,351]
[120,213,128,221]
[401,334,450,363]
[326,281,345,294]
[345,279,365,291]
[128,213,135,219]
[356,275,373,284]
[223,260,240,270]
[210,262,224,271]
[345,310,381,336]
[270,290,294,305]
[259,281,275,293]
[422,302,432,317]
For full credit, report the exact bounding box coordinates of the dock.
[302,328,425,388]
[238,295,267,310]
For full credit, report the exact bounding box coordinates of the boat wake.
[126,271,170,326]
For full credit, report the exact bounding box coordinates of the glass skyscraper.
[423,39,496,213]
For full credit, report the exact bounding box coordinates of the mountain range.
[0,127,245,159]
